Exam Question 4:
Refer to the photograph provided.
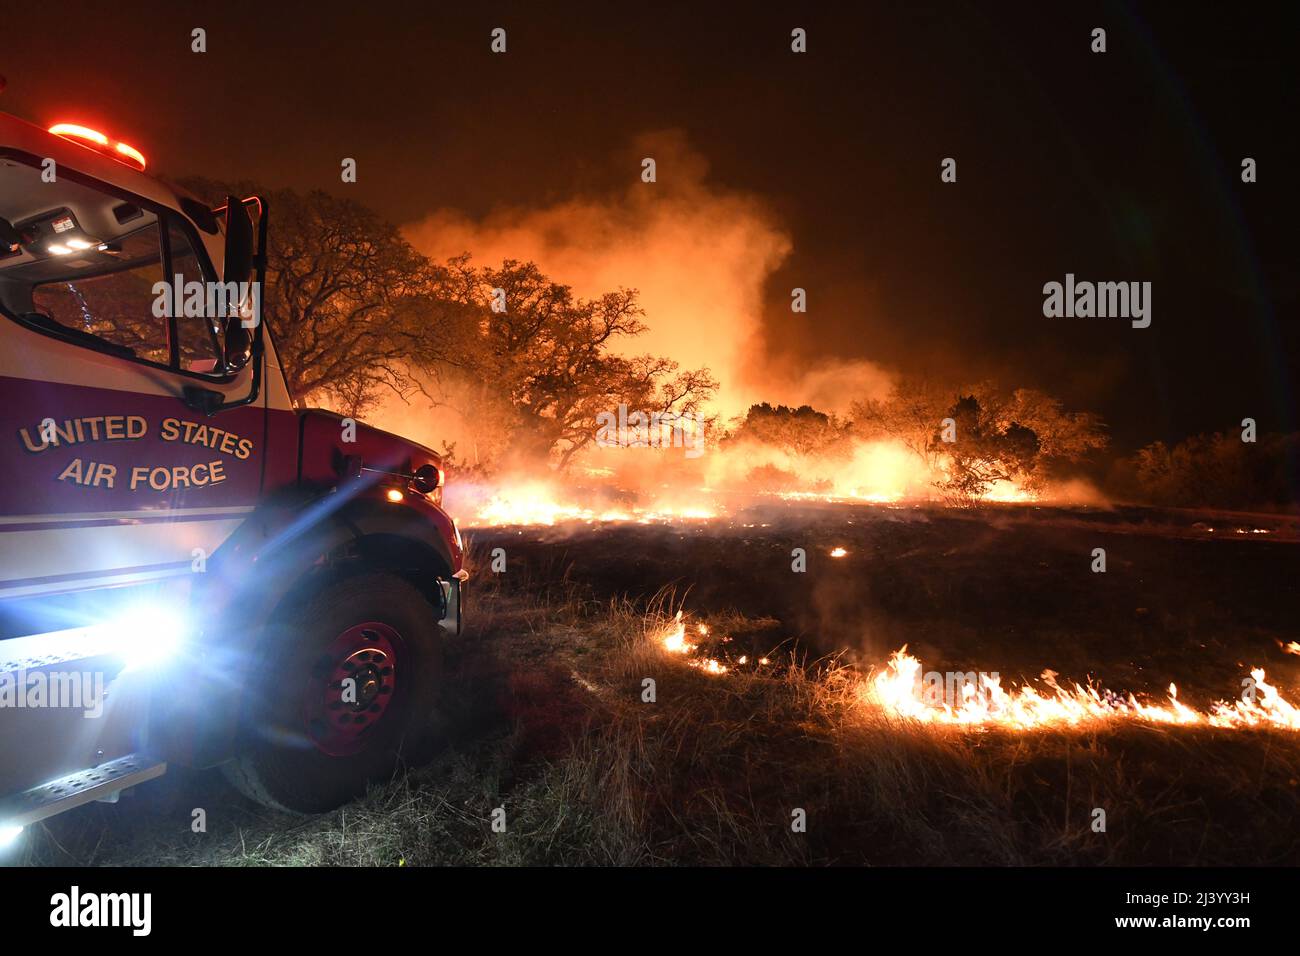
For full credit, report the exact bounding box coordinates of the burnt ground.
[14,501,1300,867]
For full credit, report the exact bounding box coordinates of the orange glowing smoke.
[403,131,793,425]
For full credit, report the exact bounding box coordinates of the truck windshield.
[0,156,224,373]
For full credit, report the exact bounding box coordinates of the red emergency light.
[47,123,148,172]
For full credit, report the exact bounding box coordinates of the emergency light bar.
[47,123,148,172]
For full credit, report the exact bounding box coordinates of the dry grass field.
[20,502,1300,866]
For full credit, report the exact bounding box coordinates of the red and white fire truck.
[0,110,466,841]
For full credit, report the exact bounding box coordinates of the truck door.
[0,155,266,606]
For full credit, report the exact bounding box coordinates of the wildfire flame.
[866,646,1300,731]
[460,481,1039,528]
[661,613,698,655]
[693,658,729,675]
[652,614,1300,730]
[463,482,718,527]
[979,481,1039,504]
[655,612,728,675]
[452,436,1052,528]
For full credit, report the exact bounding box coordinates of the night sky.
[3,1,1296,450]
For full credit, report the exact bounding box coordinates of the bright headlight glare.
[101,604,187,671]
[0,824,23,849]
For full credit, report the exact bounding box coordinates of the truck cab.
[0,111,465,838]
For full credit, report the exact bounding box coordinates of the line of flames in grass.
[655,612,1300,731]
[460,480,1034,528]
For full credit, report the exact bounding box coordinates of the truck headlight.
[102,604,187,672]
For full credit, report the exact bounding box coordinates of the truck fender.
[157,482,461,767]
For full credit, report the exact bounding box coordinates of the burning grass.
[645,574,1300,734]
[20,527,1300,867]
[867,646,1300,731]
[554,595,1300,864]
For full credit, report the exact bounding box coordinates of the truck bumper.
[438,573,465,636]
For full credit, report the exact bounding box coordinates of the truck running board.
[0,753,166,829]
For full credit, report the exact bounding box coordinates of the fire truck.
[0,109,466,844]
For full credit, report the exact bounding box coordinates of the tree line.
[180,182,1295,508]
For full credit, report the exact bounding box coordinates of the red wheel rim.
[304,622,404,757]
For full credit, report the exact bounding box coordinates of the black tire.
[224,571,445,813]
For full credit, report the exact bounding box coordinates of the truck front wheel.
[224,571,445,813]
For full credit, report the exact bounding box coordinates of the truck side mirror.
[192,194,268,414]
[220,196,256,372]
[222,195,254,287]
